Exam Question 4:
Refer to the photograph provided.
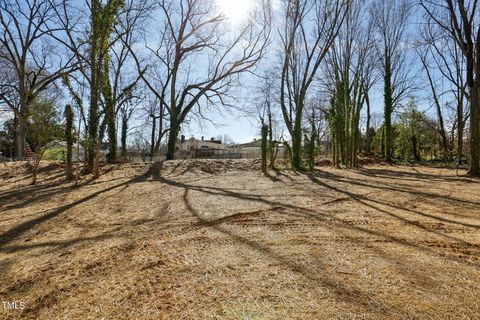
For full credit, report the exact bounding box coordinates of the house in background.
[230,139,285,159]
[178,135,227,158]
[177,135,287,159]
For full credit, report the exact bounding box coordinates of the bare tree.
[124,1,172,159]
[255,70,279,168]
[119,98,138,157]
[420,0,478,174]
[0,0,74,159]
[326,0,374,167]
[54,0,125,173]
[371,0,415,162]
[278,0,349,169]
[152,0,271,160]
[361,41,381,155]
[421,27,468,165]
[418,48,451,159]
[103,0,151,163]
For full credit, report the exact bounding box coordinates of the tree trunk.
[154,103,165,154]
[308,121,316,171]
[437,108,450,160]
[261,123,268,173]
[429,90,450,160]
[86,90,99,173]
[469,83,480,176]
[32,156,40,185]
[14,122,26,160]
[291,115,303,170]
[102,54,116,164]
[365,90,372,155]
[268,108,275,168]
[106,101,116,163]
[93,120,106,179]
[14,71,28,160]
[166,119,179,160]
[86,0,102,173]
[150,114,156,161]
[457,93,464,165]
[381,126,385,157]
[121,114,128,157]
[384,53,393,162]
[352,97,362,167]
[412,134,420,162]
[65,105,74,180]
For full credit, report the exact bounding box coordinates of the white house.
[178,136,227,158]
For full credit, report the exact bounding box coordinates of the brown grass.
[0,160,479,319]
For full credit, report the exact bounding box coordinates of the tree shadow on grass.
[0,232,120,254]
[1,161,479,317]
[0,178,66,203]
[131,165,480,281]
[306,173,480,242]
[1,161,473,264]
[271,168,294,181]
[358,167,478,183]
[263,170,281,182]
[158,169,480,315]
[0,162,164,248]
[177,180,480,316]
[180,187,405,316]
[0,225,146,319]
[150,167,480,269]
[149,164,480,268]
[315,169,480,210]
[1,162,478,276]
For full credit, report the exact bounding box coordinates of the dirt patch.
[0,161,479,319]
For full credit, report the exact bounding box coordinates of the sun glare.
[216,0,255,24]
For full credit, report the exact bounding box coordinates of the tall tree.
[361,45,380,155]
[326,0,374,167]
[279,0,349,169]
[54,0,124,173]
[149,0,271,160]
[104,0,148,163]
[255,70,278,168]
[261,122,268,173]
[88,0,123,172]
[371,0,414,162]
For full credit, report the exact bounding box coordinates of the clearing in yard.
[0,160,479,319]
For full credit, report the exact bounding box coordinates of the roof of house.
[180,137,227,150]
[183,137,222,145]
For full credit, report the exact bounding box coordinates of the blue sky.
[180,0,393,144]
[194,0,457,145]
[0,0,456,145]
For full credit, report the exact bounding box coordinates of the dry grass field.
[0,160,479,319]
